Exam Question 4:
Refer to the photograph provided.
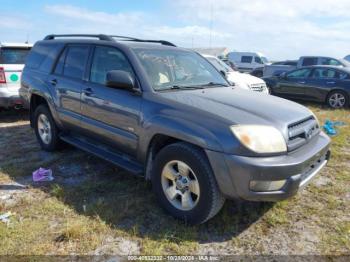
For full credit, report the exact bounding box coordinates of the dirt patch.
[90,236,140,255]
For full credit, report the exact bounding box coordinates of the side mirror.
[106,70,135,91]
[220,70,227,78]
[279,72,287,79]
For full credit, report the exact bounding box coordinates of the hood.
[158,87,313,138]
[226,71,265,88]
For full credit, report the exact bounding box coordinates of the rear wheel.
[152,142,225,225]
[327,90,348,109]
[34,104,61,151]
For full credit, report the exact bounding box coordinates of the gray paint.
[20,37,331,201]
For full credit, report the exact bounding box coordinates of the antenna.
[25,33,29,44]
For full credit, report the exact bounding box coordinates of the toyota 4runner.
[20,34,331,224]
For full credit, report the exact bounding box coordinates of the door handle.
[298,81,306,84]
[327,81,335,84]
[50,79,57,86]
[83,87,93,96]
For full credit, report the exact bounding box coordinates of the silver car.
[0,42,32,109]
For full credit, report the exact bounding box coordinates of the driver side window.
[287,68,311,78]
[90,46,134,85]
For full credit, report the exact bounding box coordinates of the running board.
[60,134,144,176]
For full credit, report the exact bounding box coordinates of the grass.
[0,104,349,255]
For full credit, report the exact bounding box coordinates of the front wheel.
[327,91,348,109]
[152,142,225,225]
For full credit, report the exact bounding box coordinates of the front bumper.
[206,131,331,201]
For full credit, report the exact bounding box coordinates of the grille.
[250,83,266,92]
[287,116,320,151]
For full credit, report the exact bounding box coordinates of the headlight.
[310,111,320,127]
[230,125,287,153]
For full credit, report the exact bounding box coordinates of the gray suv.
[20,34,331,225]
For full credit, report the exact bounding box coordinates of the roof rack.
[43,34,176,47]
[109,35,176,47]
[44,34,114,41]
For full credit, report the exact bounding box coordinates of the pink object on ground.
[32,167,54,182]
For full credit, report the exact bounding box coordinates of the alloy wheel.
[161,160,200,211]
[37,114,52,145]
[329,93,346,108]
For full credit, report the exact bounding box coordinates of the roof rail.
[109,35,176,47]
[44,34,114,41]
[43,34,176,47]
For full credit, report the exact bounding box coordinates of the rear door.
[274,68,312,99]
[49,44,91,129]
[305,68,345,101]
[80,45,142,157]
[0,46,31,96]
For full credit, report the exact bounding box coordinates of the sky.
[1,0,350,60]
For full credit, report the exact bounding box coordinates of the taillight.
[0,67,6,84]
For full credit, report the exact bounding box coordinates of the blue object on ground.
[323,120,346,136]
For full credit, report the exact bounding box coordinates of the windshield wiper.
[159,85,205,91]
[197,82,230,87]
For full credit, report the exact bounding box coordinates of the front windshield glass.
[135,49,229,91]
[261,56,269,64]
[207,57,233,73]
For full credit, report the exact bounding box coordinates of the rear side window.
[0,47,31,64]
[61,46,90,79]
[312,68,335,78]
[90,46,133,85]
[54,48,67,75]
[241,56,253,63]
[26,42,63,72]
[312,68,347,79]
[302,57,318,66]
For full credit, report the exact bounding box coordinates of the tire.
[152,142,225,225]
[34,104,61,151]
[327,90,349,109]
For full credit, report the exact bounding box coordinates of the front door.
[274,68,312,99]
[80,45,142,157]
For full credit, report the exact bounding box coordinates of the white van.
[227,52,269,73]
[0,42,32,109]
[203,54,269,94]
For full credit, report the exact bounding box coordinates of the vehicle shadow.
[0,108,28,123]
[0,110,273,244]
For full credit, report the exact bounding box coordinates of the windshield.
[0,47,31,64]
[261,56,269,64]
[135,49,229,91]
[207,57,233,73]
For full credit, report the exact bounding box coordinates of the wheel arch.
[29,92,62,128]
[326,88,349,107]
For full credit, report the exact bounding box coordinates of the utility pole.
[209,2,213,48]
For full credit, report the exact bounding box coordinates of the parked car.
[203,54,269,94]
[344,55,350,62]
[272,60,298,66]
[249,61,298,78]
[220,57,237,70]
[263,56,350,78]
[250,67,264,78]
[0,42,32,109]
[227,52,269,73]
[20,34,330,224]
[264,65,350,108]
